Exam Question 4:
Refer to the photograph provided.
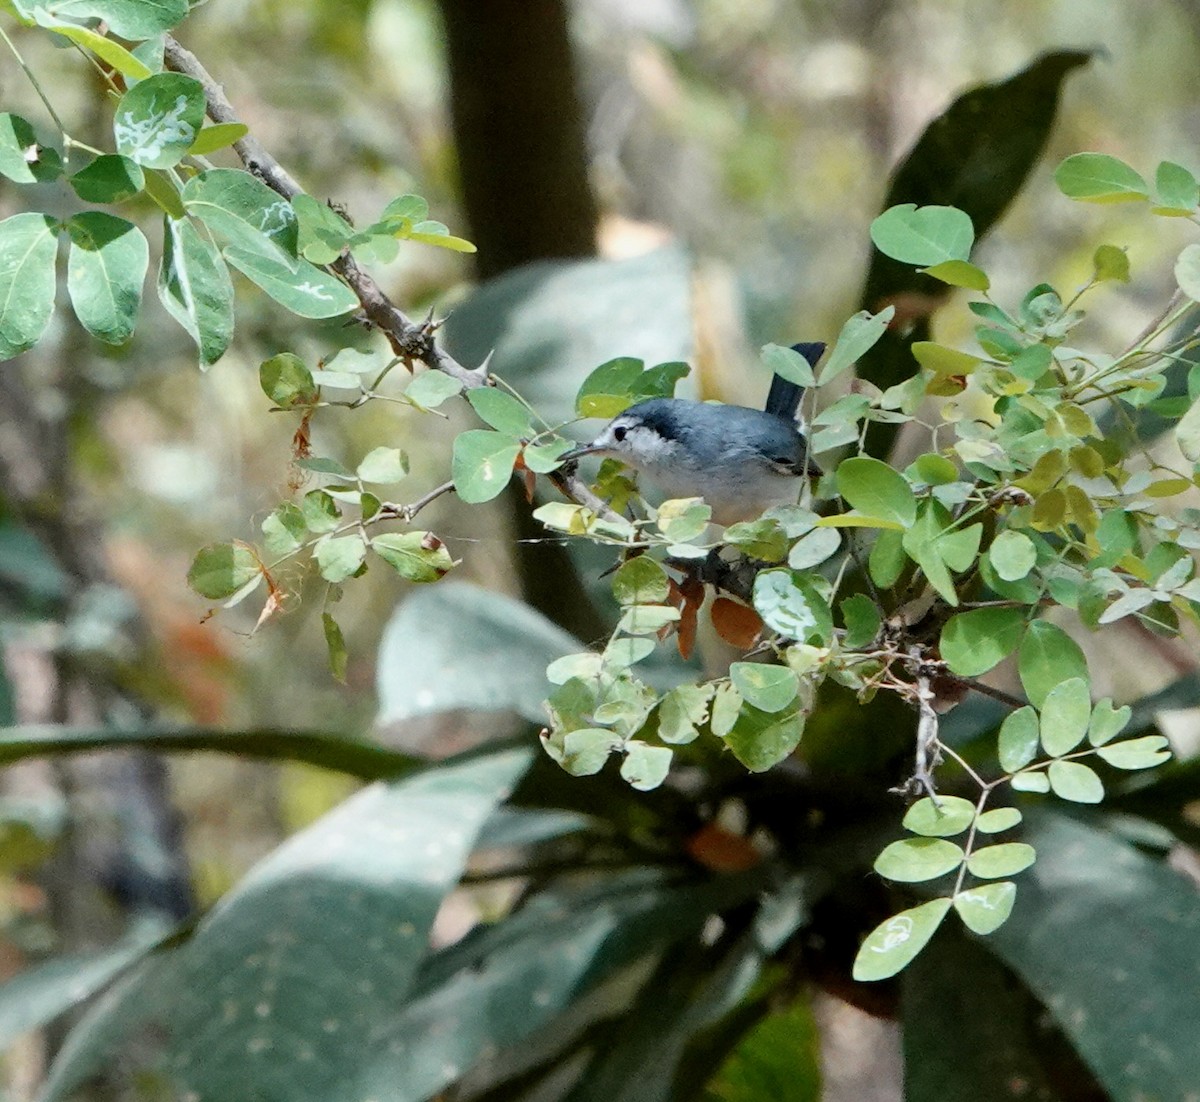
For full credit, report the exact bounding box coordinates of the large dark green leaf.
[0,725,417,779]
[42,748,531,1102]
[904,925,1067,1102]
[376,582,581,728]
[348,869,766,1102]
[857,51,1091,455]
[983,809,1200,1100]
[0,920,170,1052]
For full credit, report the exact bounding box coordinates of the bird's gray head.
[559,401,682,469]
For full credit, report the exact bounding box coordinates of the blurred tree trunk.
[438,0,598,277]
[438,0,607,641]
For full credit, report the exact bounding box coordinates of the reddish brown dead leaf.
[676,574,704,660]
[513,452,537,503]
[686,823,763,873]
[711,597,763,649]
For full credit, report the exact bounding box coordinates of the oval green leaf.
[940,606,1026,677]
[902,795,976,837]
[729,663,799,714]
[751,570,833,645]
[1047,760,1104,803]
[188,542,260,600]
[1018,621,1088,709]
[113,73,205,169]
[1054,153,1149,203]
[953,881,1016,935]
[0,213,59,360]
[852,898,952,981]
[976,807,1022,833]
[999,706,1040,773]
[966,842,1036,879]
[836,456,917,527]
[1095,735,1171,771]
[1039,676,1091,757]
[874,837,964,882]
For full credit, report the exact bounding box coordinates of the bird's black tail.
[765,341,826,419]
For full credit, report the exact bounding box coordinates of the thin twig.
[383,479,456,522]
[161,34,617,521]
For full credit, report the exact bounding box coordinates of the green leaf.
[371,532,453,583]
[356,446,409,484]
[868,528,906,588]
[64,213,147,345]
[998,706,1040,773]
[940,606,1025,677]
[0,921,169,1052]
[1175,242,1200,304]
[187,542,260,600]
[466,387,532,435]
[902,795,976,837]
[0,213,59,360]
[33,12,152,76]
[300,491,340,535]
[523,437,573,473]
[721,702,805,773]
[69,154,144,204]
[321,612,348,682]
[817,306,894,384]
[0,112,61,183]
[704,997,821,1102]
[612,556,670,606]
[976,807,1022,833]
[966,842,1035,878]
[451,430,520,503]
[261,503,306,557]
[1153,160,1200,213]
[870,204,974,265]
[620,742,672,791]
[188,122,249,156]
[852,899,952,981]
[874,837,964,882]
[751,570,833,645]
[836,456,917,527]
[840,593,881,649]
[293,194,353,264]
[724,518,788,562]
[404,370,463,409]
[315,535,366,583]
[560,727,622,776]
[729,663,798,713]
[920,258,989,290]
[1092,243,1131,282]
[1054,152,1149,203]
[113,72,205,169]
[1039,676,1091,757]
[787,526,841,571]
[952,881,1016,935]
[224,246,359,319]
[259,352,317,408]
[911,341,983,377]
[574,357,649,417]
[157,215,234,368]
[988,530,1036,581]
[1095,735,1171,771]
[1018,621,1088,709]
[656,498,712,543]
[182,168,299,258]
[1047,760,1103,803]
[40,749,531,1102]
[761,342,815,387]
[1010,770,1050,793]
[21,0,187,38]
[658,683,712,745]
[617,604,679,635]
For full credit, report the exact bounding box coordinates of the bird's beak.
[558,442,605,463]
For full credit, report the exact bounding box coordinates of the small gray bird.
[560,342,825,526]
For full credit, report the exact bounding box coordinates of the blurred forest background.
[3,0,1200,1097]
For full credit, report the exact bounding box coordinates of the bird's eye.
[613,425,627,442]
